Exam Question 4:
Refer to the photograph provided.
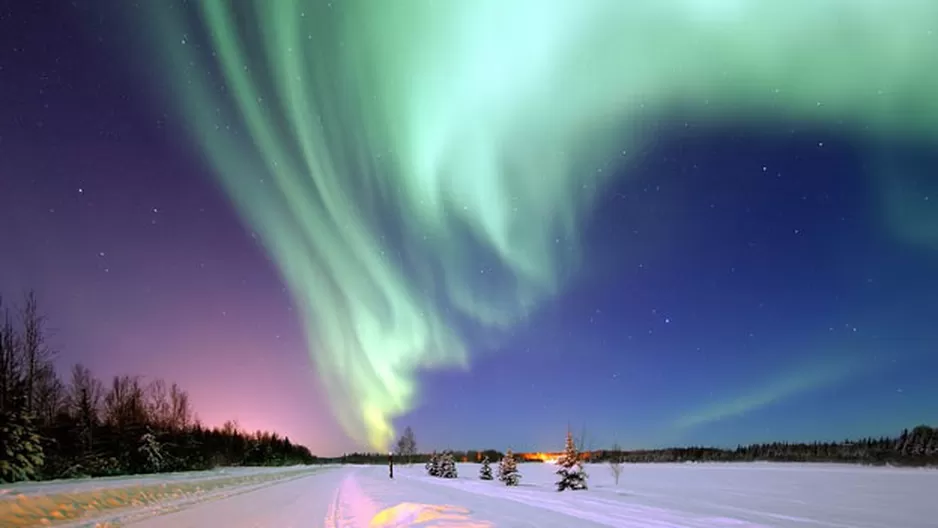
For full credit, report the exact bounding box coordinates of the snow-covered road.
[118,462,936,528]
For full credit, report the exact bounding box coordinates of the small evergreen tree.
[479,456,493,480]
[497,449,521,486]
[556,430,588,491]
[425,451,441,477]
[138,429,164,472]
[439,451,458,478]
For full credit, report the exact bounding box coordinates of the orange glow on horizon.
[519,451,593,463]
[520,452,558,464]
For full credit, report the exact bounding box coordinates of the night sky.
[2,1,937,456]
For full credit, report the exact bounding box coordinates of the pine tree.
[479,456,493,480]
[0,409,45,482]
[497,449,521,486]
[439,451,458,478]
[138,429,164,472]
[426,451,441,477]
[555,430,588,491]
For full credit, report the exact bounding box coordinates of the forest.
[0,292,315,483]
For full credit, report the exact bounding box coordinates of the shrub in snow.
[479,456,494,480]
[439,451,458,478]
[555,430,588,491]
[497,449,521,486]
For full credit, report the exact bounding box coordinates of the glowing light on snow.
[370,502,492,527]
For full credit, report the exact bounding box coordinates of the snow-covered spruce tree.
[0,409,44,483]
[426,451,441,477]
[479,456,493,480]
[138,429,164,473]
[555,430,588,491]
[497,449,521,486]
[439,451,458,478]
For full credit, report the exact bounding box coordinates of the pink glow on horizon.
[40,271,351,456]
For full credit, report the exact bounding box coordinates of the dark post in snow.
[389,451,394,479]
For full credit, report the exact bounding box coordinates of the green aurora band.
[140,0,938,449]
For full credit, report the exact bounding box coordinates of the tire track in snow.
[401,473,772,528]
[324,469,380,527]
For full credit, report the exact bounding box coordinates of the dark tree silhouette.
[395,426,417,464]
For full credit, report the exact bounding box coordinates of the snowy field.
[7,461,927,527]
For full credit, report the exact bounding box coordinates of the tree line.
[591,426,937,466]
[334,425,938,468]
[0,291,315,483]
[329,449,507,466]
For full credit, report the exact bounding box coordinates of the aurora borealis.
[137,0,938,450]
[1,0,936,454]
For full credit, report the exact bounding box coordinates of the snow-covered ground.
[400,462,938,527]
[4,462,935,527]
[0,464,330,498]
